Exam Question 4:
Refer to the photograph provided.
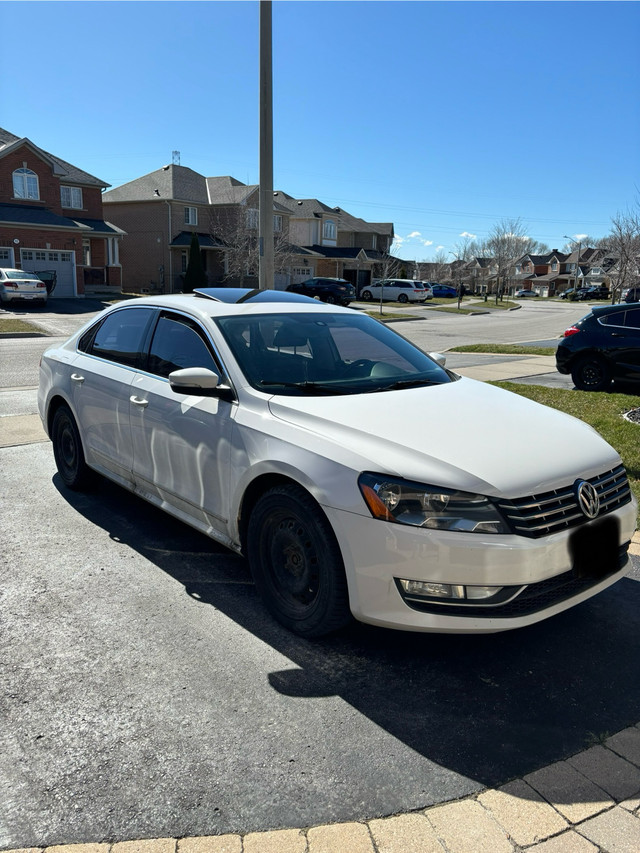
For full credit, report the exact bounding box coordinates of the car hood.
[268,377,620,498]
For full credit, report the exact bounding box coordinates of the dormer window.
[551,261,558,271]
[13,167,39,200]
[323,220,336,240]
[61,186,83,209]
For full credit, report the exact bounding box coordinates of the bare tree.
[485,218,537,302]
[605,206,640,302]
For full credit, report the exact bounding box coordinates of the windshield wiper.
[260,380,351,395]
[376,378,440,391]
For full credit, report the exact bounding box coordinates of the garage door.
[21,249,76,298]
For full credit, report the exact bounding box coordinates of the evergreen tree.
[183,232,207,292]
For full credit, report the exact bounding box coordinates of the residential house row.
[101,166,396,294]
[0,128,124,298]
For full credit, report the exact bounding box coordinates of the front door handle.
[130,395,149,408]
[70,373,85,384]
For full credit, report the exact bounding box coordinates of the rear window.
[5,270,41,280]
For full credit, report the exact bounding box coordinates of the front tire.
[247,485,351,637]
[51,405,92,490]
[571,355,612,392]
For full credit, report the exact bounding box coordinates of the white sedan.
[38,288,637,637]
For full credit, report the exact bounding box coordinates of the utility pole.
[259,0,274,289]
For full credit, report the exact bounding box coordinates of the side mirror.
[429,352,446,367]
[168,367,234,400]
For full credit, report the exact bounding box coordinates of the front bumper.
[324,498,637,633]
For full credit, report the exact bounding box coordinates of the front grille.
[401,543,630,619]
[496,465,632,538]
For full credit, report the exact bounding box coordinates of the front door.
[129,311,235,537]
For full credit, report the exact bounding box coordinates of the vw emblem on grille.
[576,480,600,519]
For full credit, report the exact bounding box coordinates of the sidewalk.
[3,357,640,852]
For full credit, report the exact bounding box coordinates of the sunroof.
[194,288,318,304]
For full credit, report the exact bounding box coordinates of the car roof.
[104,289,352,319]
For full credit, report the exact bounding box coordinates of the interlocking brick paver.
[479,778,569,845]
[307,821,374,853]
[368,813,445,852]
[242,829,307,853]
[526,831,599,852]
[177,836,242,853]
[425,799,513,853]
[577,805,640,853]
[525,760,613,823]
[620,795,640,813]
[45,848,109,853]
[606,727,640,767]
[112,841,176,853]
[568,744,640,801]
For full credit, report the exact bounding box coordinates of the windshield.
[215,311,454,395]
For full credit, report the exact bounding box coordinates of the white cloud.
[459,231,477,239]
[437,245,445,250]
[407,231,422,239]
[421,239,434,247]
[574,234,589,241]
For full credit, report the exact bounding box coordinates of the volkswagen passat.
[38,288,637,637]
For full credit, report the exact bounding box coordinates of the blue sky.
[2,1,639,260]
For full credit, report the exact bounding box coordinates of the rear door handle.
[130,395,149,408]
[70,373,85,384]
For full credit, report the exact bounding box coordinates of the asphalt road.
[1,297,639,848]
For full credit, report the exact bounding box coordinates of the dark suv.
[556,303,640,390]
[286,277,355,306]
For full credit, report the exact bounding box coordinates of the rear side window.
[80,307,154,367]
[600,311,626,328]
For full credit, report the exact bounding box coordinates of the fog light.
[397,579,504,602]
[398,579,465,599]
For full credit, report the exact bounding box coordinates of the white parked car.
[361,279,430,303]
[0,268,47,304]
[38,288,637,637]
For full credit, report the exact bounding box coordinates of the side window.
[600,311,626,327]
[82,308,154,367]
[147,314,218,378]
[624,309,640,330]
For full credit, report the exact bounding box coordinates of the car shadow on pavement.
[55,473,640,798]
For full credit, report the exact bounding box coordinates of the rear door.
[73,306,155,484]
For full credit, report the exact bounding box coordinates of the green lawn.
[0,318,46,335]
[496,382,640,520]
[451,343,556,356]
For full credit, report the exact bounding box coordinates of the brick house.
[0,128,124,298]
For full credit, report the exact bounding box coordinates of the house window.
[372,235,377,250]
[273,214,283,232]
[246,208,259,229]
[61,186,83,209]
[323,220,336,240]
[83,240,91,266]
[13,168,39,200]
[184,207,198,226]
[551,261,558,271]
[107,238,119,266]
[181,251,188,273]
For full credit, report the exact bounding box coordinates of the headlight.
[358,473,507,534]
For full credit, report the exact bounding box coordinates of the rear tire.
[51,405,92,490]
[361,290,373,301]
[398,293,408,303]
[571,355,612,392]
[247,485,352,637]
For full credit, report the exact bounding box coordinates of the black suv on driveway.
[286,277,355,305]
[556,303,640,390]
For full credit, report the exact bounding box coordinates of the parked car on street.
[556,303,640,391]
[577,286,609,301]
[39,288,636,637]
[0,268,48,304]
[624,287,640,303]
[429,283,457,298]
[360,279,428,303]
[286,277,355,306]
[515,289,539,298]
